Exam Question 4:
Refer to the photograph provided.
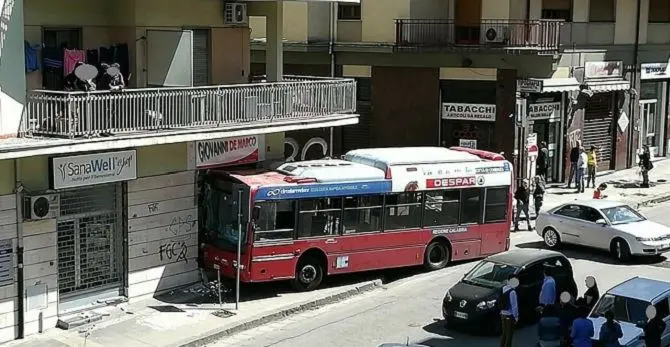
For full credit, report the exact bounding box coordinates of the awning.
[537,78,581,93]
[586,79,631,92]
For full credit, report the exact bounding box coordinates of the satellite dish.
[508,277,519,289]
[646,305,657,320]
[560,291,572,304]
[585,276,596,288]
[106,66,121,77]
[74,64,99,81]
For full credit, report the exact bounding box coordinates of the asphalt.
[210,201,670,347]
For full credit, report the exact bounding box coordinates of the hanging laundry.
[24,41,40,73]
[99,46,115,65]
[86,49,100,68]
[42,47,63,70]
[63,49,86,76]
[114,43,130,81]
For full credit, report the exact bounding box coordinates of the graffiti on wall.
[567,129,582,149]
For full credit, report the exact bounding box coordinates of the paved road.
[211,202,670,347]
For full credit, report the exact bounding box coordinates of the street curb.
[177,279,383,347]
[636,193,670,209]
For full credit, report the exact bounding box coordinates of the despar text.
[197,136,257,163]
[426,176,476,188]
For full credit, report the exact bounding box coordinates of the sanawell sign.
[50,150,137,189]
[442,103,496,122]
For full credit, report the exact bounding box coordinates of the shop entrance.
[530,119,560,182]
[56,183,124,313]
[640,99,664,156]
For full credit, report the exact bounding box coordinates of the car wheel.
[290,256,324,292]
[424,240,450,271]
[611,238,632,263]
[542,228,561,249]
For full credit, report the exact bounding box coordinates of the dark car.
[442,249,578,333]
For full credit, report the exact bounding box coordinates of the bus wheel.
[424,241,450,271]
[291,257,324,292]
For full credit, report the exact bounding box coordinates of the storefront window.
[641,82,659,100]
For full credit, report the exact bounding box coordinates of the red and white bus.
[201,146,513,291]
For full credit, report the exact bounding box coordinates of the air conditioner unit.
[24,194,60,220]
[224,2,248,26]
[481,26,506,43]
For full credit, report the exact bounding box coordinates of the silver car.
[535,199,670,262]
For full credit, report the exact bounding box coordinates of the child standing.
[586,146,597,188]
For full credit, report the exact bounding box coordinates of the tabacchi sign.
[195,135,263,168]
[51,150,137,189]
[442,103,496,122]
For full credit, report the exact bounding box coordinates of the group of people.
[498,269,666,347]
[64,61,126,92]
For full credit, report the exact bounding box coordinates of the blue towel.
[24,41,40,73]
[42,47,63,69]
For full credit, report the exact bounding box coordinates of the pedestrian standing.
[566,141,581,188]
[537,141,549,179]
[571,305,594,347]
[537,304,561,347]
[641,306,666,347]
[584,276,600,310]
[638,145,653,188]
[514,180,532,232]
[533,176,546,216]
[586,145,597,188]
[539,265,557,308]
[499,275,519,347]
[598,310,623,347]
[576,148,588,193]
[558,292,577,346]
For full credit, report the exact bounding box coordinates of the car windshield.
[590,294,650,324]
[462,260,519,288]
[601,205,646,225]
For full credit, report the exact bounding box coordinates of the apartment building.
[250,0,670,182]
[0,0,357,342]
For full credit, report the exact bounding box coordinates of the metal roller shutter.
[192,29,210,86]
[583,93,614,171]
[342,78,372,151]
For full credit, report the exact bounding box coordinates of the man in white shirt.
[576,148,588,193]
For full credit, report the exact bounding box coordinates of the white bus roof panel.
[276,159,385,183]
[344,147,481,167]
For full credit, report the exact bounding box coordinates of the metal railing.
[395,19,563,51]
[23,76,357,138]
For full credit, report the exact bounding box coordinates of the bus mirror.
[252,206,261,220]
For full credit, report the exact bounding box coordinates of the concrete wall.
[126,172,199,302]
[0,195,17,343]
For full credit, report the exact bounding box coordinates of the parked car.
[442,249,578,334]
[589,276,670,346]
[535,200,670,262]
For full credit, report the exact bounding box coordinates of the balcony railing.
[23,76,357,138]
[395,19,563,51]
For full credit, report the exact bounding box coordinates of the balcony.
[395,19,563,53]
[22,76,357,139]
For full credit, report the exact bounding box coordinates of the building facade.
[249,0,670,180]
[0,0,357,342]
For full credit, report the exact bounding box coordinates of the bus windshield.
[202,179,249,251]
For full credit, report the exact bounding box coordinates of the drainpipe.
[629,0,642,167]
[14,159,24,339]
[329,2,336,156]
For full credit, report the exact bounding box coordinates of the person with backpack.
[598,310,623,347]
[499,274,519,347]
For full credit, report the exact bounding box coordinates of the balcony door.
[454,0,481,44]
[42,28,82,90]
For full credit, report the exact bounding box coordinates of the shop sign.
[426,176,481,188]
[459,139,477,149]
[585,61,623,79]
[51,150,137,189]
[442,103,496,122]
[0,239,13,286]
[527,102,561,120]
[517,79,543,93]
[195,135,264,168]
[641,63,670,80]
[527,133,538,158]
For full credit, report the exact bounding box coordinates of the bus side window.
[424,190,459,227]
[484,187,508,223]
[384,192,422,231]
[343,195,383,234]
[460,188,483,224]
[297,198,342,238]
[253,201,295,242]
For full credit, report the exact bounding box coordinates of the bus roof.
[344,147,482,168]
[276,159,385,183]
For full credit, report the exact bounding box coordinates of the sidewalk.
[517,158,670,220]
[7,278,382,347]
